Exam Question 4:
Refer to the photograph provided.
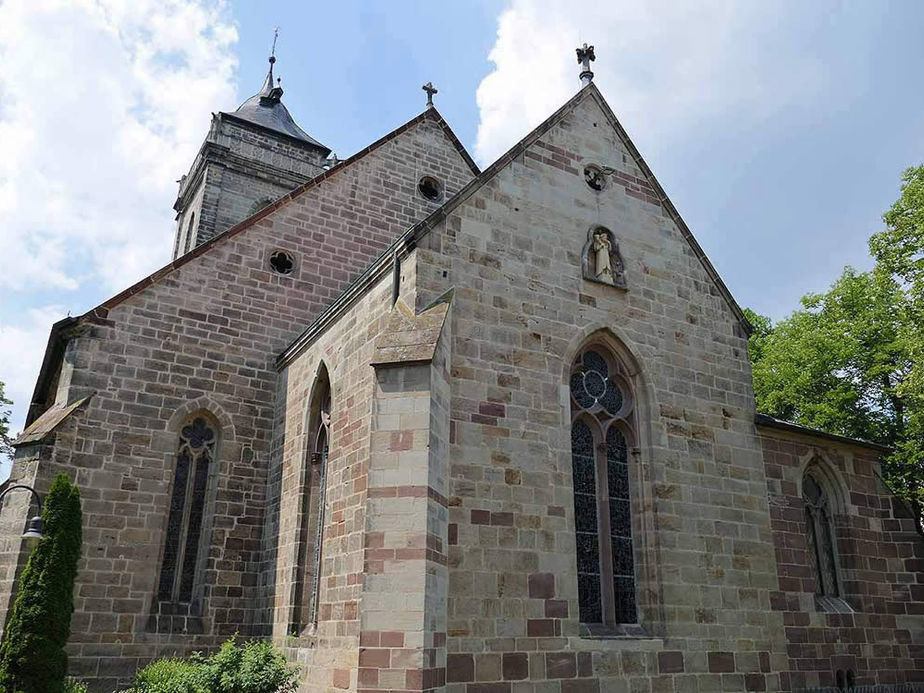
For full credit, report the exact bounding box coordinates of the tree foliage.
[0,381,12,460]
[0,474,83,693]
[747,165,924,526]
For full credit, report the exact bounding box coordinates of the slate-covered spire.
[224,33,330,153]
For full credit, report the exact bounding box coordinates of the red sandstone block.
[359,648,391,668]
[333,668,350,689]
[545,599,568,618]
[526,619,557,637]
[659,651,684,674]
[471,509,491,525]
[708,652,735,673]
[360,631,380,646]
[381,631,404,647]
[502,653,528,680]
[745,673,767,691]
[447,653,474,682]
[528,573,555,599]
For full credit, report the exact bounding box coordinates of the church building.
[2,46,922,693]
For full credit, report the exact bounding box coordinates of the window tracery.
[569,346,637,627]
[158,414,217,604]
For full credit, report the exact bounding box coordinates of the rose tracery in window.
[569,345,637,629]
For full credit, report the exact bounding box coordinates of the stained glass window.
[569,346,637,627]
[803,473,839,597]
[158,415,216,603]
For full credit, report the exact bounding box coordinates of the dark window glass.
[571,419,602,624]
[158,415,216,603]
[803,473,839,597]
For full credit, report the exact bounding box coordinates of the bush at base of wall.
[118,637,298,693]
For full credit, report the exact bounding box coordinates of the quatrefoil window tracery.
[570,350,624,416]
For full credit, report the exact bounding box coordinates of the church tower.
[171,46,332,258]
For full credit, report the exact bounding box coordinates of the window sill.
[815,595,855,614]
[579,622,655,640]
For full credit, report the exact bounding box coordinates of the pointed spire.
[576,43,595,86]
[260,28,283,103]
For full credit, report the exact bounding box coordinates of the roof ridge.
[277,85,597,366]
[277,81,754,366]
[85,107,477,318]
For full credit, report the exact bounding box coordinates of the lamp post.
[0,485,44,541]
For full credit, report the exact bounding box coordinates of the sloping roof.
[754,412,891,453]
[221,62,329,151]
[15,396,92,446]
[27,107,480,422]
[278,83,752,368]
[83,106,478,320]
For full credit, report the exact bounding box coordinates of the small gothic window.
[584,164,606,191]
[570,346,637,627]
[158,414,217,603]
[417,175,442,201]
[803,473,839,597]
[291,366,331,633]
[269,250,295,275]
[184,212,196,254]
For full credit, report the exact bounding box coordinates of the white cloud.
[475,0,825,166]
[0,0,239,291]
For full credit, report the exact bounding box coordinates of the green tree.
[748,165,923,527]
[0,381,12,459]
[0,474,83,693]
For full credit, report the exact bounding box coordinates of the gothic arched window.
[291,366,331,633]
[184,212,196,254]
[570,346,637,627]
[158,414,217,603]
[803,472,839,597]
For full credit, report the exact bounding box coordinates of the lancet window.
[291,366,331,633]
[570,346,637,627]
[803,472,840,597]
[158,414,217,603]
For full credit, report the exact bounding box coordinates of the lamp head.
[22,516,44,542]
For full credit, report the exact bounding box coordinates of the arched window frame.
[156,410,221,607]
[290,363,332,634]
[184,212,196,254]
[568,340,643,633]
[800,458,851,611]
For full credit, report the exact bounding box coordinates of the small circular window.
[584,164,606,192]
[417,175,442,201]
[269,250,295,275]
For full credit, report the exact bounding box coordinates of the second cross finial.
[422,82,438,108]
[576,43,595,86]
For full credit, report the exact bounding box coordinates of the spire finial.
[270,27,279,64]
[422,81,438,109]
[576,43,595,86]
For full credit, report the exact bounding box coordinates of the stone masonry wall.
[415,90,793,692]
[760,429,924,689]
[275,271,396,692]
[10,113,475,692]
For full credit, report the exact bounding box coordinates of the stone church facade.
[1,54,922,693]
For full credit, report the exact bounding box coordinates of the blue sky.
[1,0,923,473]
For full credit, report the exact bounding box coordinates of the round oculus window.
[584,164,606,191]
[418,175,442,201]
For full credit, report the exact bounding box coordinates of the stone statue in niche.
[581,226,627,289]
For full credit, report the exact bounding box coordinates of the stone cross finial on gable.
[576,43,595,86]
[422,82,438,108]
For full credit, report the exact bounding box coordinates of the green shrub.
[63,680,89,693]
[122,638,297,693]
[0,474,82,693]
